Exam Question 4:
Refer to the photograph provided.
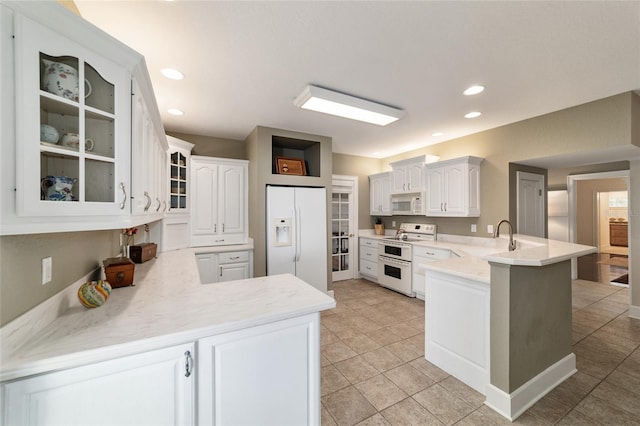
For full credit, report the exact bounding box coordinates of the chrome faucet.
[494,219,517,251]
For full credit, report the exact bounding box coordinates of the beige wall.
[0,230,120,326]
[548,161,630,190]
[166,131,246,160]
[370,92,638,238]
[576,178,628,247]
[332,153,383,229]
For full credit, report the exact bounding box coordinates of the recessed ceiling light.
[431,132,444,137]
[293,85,404,126]
[463,85,485,96]
[161,68,184,80]
[167,108,184,116]
[465,111,482,118]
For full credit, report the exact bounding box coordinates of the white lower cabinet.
[1,343,195,426]
[197,313,320,426]
[359,237,379,281]
[412,245,451,299]
[196,250,253,284]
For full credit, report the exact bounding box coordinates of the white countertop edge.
[0,299,334,382]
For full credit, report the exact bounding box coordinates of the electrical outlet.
[471,224,477,233]
[487,224,494,234]
[42,257,52,285]
[392,221,396,227]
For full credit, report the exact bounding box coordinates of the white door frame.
[567,170,630,280]
[516,171,545,237]
[331,175,359,281]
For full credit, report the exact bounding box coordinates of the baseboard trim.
[629,305,640,320]
[327,290,335,298]
[485,353,576,421]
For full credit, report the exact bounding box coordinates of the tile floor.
[320,278,640,425]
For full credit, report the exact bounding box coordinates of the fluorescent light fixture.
[167,108,184,116]
[465,111,482,118]
[161,68,184,80]
[431,132,444,137]
[293,85,404,126]
[463,85,485,96]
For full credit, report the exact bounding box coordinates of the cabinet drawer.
[359,259,378,279]
[218,251,249,264]
[360,246,378,260]
[360,238,379,248]
[412,246,450,260]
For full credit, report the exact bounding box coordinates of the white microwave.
[391,193,425,215]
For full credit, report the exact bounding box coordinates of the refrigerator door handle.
[295,205,302,262]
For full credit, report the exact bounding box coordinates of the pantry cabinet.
[190,156,248,247]
[0,2,167,235]
[389,156,426,194]
[198,313,320,426]
[369,172,392,216]
[1,343,195,425]
[425,156,483,217]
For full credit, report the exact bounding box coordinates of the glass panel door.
[331,185,355,281]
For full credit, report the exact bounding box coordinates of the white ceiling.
[75,1,640,159]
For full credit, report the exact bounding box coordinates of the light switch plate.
[392,221,396,227]
[471,224,477,233]
[42,257,52,285]
[487,224,494,234]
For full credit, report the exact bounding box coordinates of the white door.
[332,176,358,282]
[517,171,545,237]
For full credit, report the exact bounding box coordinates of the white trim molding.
[485,353,576,421]
[629,305,640,320]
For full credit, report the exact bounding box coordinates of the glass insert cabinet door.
[15,15,131,217]
[170,152,188,210]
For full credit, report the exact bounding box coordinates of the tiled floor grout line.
[322,278,639,425]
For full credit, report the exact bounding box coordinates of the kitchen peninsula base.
[1,249,335,425]
[422,236,596,422]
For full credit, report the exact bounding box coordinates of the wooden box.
[103,257,135,288]
[129,243,157,263]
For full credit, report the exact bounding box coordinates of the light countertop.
[360,229,596,282]
[0,248,335,382]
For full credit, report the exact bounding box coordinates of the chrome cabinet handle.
[162,200,167,212]
[144,191,151,211]
[184,350,193,377]
[219,266,223,277]
[440,202,443,211]
[230,256,240,260]
[214,224,217,233]
[444,202,447,211]
[156,197,161,211]
[119,183,127,210]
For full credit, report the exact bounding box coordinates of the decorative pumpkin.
[77,280,112,308]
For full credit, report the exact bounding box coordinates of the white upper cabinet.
[166,136,194,214]
[0,2,166,235]
[425,156,483,217]
[389,156,427,194]
[131,79,169,219]
[190,156,248,247]
[369,172,392,216]
[15,13,131,217]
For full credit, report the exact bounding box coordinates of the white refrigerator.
[266,186,328,293]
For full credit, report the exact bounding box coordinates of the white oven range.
[378,223,437,296]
